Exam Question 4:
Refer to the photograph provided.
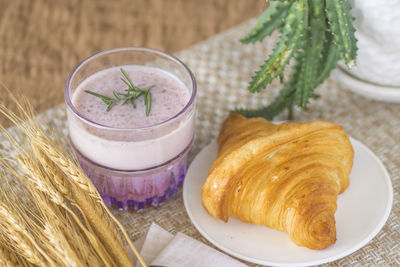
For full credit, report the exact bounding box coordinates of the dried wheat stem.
[70,181,134,266]
[30,137,99,236]
[61,215,102,267]
[32,135,99,197]
[2,167,108,267]
[3,156,115,267]
[0,203,54,266]
[104,207,147,266]
[41,223,80,267]
[13,156,115,267]
[30,139,136,266]
[36,135,147,266]
[1,164,92,267]
[0,90,145,266]
[0,244,30,267]
[29,191,82,267]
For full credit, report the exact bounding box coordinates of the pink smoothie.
[73,66,189,128]
[69,65,195,170]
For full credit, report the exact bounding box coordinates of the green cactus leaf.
[326,0,358,67]
[240,1,291,44]
[248,0,308,94]
[236,0,357,120]
[234,52,303,120]
[295,0,326,108]
[314,30,340,86]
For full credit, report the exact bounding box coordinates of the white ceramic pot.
[332,0,400,102]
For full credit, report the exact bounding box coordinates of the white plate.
[183,138,393,266]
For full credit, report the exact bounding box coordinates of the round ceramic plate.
[183,138,393,266]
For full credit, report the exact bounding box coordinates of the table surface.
[0,0,265,127]
[1,2,399,266]
[2,18,397,266]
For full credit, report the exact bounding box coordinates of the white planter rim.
[332,67,400,103]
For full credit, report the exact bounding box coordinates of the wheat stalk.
[32,193,91,267]
[0,181,69,266]
[0,163,114,267]
[3,153,115,267]
[42,223,80,267]
[0,200,53,265]
[31,133,148,266]
[61,214,103,266]
[23,188,82,267]
[0,244,31,267]
[31,137,135,265]
[1,142,125,267]
[0,85,146,266]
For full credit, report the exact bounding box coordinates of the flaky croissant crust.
[201,114,354,250]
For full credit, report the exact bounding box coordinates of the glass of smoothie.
[65,47,196,210]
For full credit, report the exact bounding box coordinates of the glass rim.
[64,47,197,130]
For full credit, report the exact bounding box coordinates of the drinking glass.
[65,47,196,210]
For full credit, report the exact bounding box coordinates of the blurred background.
[0,0,265,126]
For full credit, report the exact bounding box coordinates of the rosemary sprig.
[85,68,153,116]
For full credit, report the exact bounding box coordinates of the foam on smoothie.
[68,65,195,170]
[72,66,190,128]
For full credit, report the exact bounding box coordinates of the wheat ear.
[31,136,138,266]
[0,244,31,267]
[31,134,146,266]
[61,214,103,266]
[1,164,108,267]
[30,192,83,267]
[0,135,114,266]
[0,201,54,266]
[0,86,146,266]
[13,155,115,267]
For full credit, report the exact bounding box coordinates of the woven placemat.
[2,19,399,266]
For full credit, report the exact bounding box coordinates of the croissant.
[201,114,354,250]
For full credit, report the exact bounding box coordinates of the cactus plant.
[235,0,358,119]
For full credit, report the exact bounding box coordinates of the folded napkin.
[135,223,247,267]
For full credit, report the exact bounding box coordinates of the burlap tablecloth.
[3,19,399,266]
